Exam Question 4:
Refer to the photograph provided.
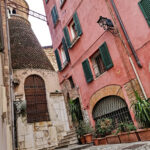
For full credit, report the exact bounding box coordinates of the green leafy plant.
[115,122,136,135]
[84,122,94,135]
[95,118,113,137]
[76,121,86,138]
[131,91,150,128]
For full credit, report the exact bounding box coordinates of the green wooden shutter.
[45,0,49,4]
[73,12,82,36]
[139,0,150,26]
[82,59,93,83]
[63,26,71,48]
[51,6,59,25]
[99,42,113,70]
[54,49,62,71]
[62,37,70,62]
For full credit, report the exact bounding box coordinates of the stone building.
[7,0,73,149]
[44,0,150,129]
[0,0,13,150]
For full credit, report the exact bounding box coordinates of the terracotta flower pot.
[137,128,150,141]
[93,138,99,145]
[84,133,93,143]
[118,131,138,143]
[106,135,120,144]
[98,137,107,145]
[80,136,86,144]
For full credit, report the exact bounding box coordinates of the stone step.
[62,133,77,140]
[60,136,77,143]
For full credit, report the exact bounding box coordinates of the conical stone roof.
[9,16,54,70]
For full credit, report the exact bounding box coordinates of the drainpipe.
[110,0,147,99]
[4,0,16,149]
[110,0,142,68]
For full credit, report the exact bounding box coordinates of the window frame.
[60,0,66,9]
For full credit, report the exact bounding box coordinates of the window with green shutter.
[54,49,62,71]
[51,6,59,26]
[62,37,70,62]
[99,42,113,70]
[82,59,93,83]
[139,0,150,26]
[63,11,82,48]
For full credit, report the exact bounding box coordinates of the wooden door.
[24,75,49,123]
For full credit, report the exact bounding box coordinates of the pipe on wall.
[110,0,147,99]
[110,0,142,68]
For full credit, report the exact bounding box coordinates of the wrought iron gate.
[24,75,49,123]
[92,96,132,127]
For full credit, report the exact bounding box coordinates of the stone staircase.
[55,129,78,149]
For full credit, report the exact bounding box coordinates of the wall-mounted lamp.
[97,16,118,35]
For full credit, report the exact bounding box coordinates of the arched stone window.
[92,96,132,127]
[24,75,49,123]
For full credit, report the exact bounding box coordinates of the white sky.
[25,0,52,47]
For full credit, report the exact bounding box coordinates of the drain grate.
[123,144,145,150]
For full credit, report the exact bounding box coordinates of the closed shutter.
[51,6,59,25]
[0,4,4,52]
[54,49,62,71]
[63,26,71,48]
[73,12,82,36]
[45,0,49,4]
[82,59,93,83]
[99,42,113,70]
[139,0,150,26]
[62,37,70,62]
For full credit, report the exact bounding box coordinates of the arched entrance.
[92,95,132,127]
[24,75,49,123]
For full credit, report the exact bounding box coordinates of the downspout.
[4,0,16,149]
[110,0,147,99]
[110,0,142,68]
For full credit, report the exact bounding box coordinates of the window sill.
[60,0,66,9]
[70,36,80,48]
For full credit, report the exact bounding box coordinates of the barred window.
[24,75,49,123]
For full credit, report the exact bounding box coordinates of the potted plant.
[83,122,94,144]
[131,91,150,141]
[93,133,99,146]
[115,122,138,143]
[95,118,113,145]
[76,121,86,144]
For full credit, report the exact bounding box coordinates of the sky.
[25,0,52,47]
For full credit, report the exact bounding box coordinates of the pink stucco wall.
[44,0,150,125]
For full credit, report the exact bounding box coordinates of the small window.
[51,5,59,26]
[60,44,67,66]
[63,12,82,48]
[68,76,75,88]
[12,9,16,14]
[60,0,66,8]
[91,51,106,78]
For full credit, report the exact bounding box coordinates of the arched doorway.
[24,75,49,123]
[92,96,132,127]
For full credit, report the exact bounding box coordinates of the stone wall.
[13,69,69,150]
[43,46,58,72]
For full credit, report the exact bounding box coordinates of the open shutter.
[62,37,70,62]
[73,12,82,36]
[45,0,49,4]
[63,26,71,48]
[138,0,150,26]
[82,59,93,83]
[99,42,113,70]
[51,6,58,25]
[54,49,62,71]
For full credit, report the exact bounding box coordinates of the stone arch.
[90,85,124,114]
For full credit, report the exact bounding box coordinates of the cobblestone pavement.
[83,141,150,150]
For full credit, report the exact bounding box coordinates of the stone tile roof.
[9,17,54,70]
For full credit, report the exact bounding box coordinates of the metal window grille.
[92,96,133,128]
[24,75,50,123]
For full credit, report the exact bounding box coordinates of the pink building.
[44,0,150,128]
